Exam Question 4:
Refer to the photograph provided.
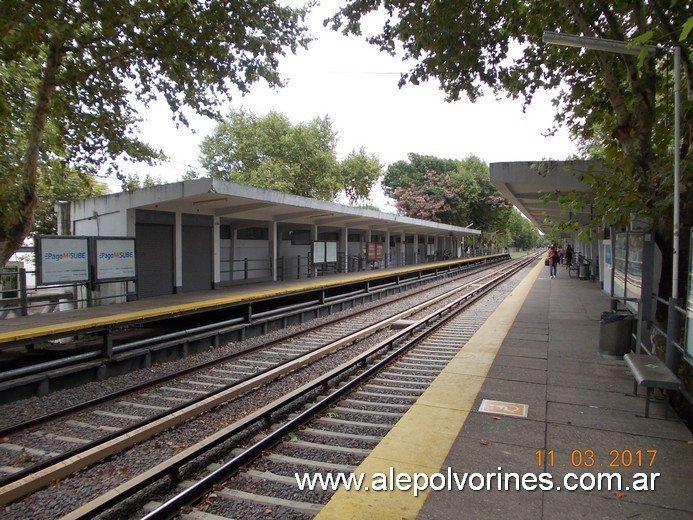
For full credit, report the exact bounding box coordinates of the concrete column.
[174,211,183,293]
[342,227,349,272]
[213,216,221,288]
[400,232,406,266]
[126,208,136,237]
[385,231,391,268]
[312,224,319,277]
[270,221,278,281]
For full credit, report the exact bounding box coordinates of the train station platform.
[0,256,500,349]
[317,259,692,519]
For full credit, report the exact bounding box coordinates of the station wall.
[61,179,477,301]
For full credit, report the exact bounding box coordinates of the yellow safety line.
[0,256,498,345]
[315,259,542,520]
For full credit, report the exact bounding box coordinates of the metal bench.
[623,353,682,418]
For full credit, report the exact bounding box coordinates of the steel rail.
[0,259,524,507]
[64,256,535,520]
[0,257,496,385]
[0,258,503,437]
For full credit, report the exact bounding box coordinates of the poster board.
[94,237,136,281]
[613,233,628,299]
[36,235,90,285]
[312,241,326,263]
[325,241,337,263]
[312,241,337,264]
[367,242,384,261]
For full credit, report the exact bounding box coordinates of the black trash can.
[598,311,633,359]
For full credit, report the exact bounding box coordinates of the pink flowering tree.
[393,170,462,222]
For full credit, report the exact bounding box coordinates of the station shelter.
[490,159,668,358]
[57,178,479,300]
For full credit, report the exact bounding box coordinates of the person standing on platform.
[548,245,558,278]
[565,244,573,268]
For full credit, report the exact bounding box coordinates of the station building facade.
[58,178,479,299]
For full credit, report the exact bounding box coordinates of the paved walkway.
[317,259,692,519]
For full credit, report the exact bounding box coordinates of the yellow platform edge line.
[315,259,543,520]
[0,255,502,345]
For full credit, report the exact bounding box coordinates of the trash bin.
[578,263,590,280]
[598,311,633,359]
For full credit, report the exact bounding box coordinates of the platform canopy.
[84,177,479,238]
[490,160,605,234]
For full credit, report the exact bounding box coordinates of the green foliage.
[383,154,460,199]
[393,170,462,222]
[384,153,513,232]
[329,1,692,296]
[34,165,108,236]
[121,173,162,192]
[506,209,538,251]
[199,109,381,202]
[0,0,310,267]
[339,148,383,203]
[384,153,539,247]
[681,17,693,42]
[181,170,200,181]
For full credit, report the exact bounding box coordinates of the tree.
[450,155,512,234]
[198,109,382,203]
[393,170,462,222]
[34,166,109,236]
[0,1,310,268]
[506,209,538,251]
[383,154,461,199]
[339,148,384,203]
[328,1,692,298]
[384,153,512,232]
[121,173,162,192]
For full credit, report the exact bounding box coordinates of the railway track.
[0,259,506,431]
[0,257,503,405]
[0,255,537,519]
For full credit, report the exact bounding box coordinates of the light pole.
[542,31,681,300]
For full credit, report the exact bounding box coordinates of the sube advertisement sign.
[37,236,90,285]
[95,238,136,281]
[36,236,136,286]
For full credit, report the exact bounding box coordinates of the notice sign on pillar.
[367,241,384,261]
[312,241,326,264]
[36,235,90,285]
[312,241,337,264]
[94,237,136,281]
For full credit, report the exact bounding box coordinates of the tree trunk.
[0,40,64,269]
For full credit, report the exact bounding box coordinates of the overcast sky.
[107,2,579,210]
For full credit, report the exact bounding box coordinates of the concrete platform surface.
[317,259,692,520]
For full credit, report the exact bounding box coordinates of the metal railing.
[613,293,692,407]
[0,268,132,319]
[226,258,273,281]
